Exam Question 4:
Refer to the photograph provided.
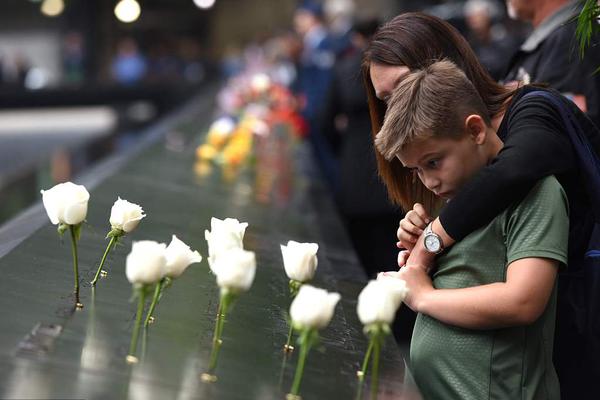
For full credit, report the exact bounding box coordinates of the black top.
[439,85,600,270]
[321,48,398,216]
[504,2,600,128]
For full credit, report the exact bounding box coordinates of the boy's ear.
[465,114,487,144]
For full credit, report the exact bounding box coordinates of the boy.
[375,60,568,399]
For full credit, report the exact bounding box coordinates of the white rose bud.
[41,182,90,225]
[126,241,167,285]
[290,285,341,330]
[109,197,146,233]
[251,73,271,93]
[210,117,236,136]
[213,248,256,292]
[280,241,318,283]
[164,235,202,279]
[357,275,409,326]
[205,217,248,271]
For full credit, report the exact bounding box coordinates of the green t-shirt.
[410,176,569,400]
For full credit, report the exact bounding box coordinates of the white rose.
[125,241,167,285]
[280,241,319,283]
[210,117,236,136]
[212,248,256,292]
[357,275,409,326]
[41,182,90,225]
[205,217,248,271]
[109,197,146,233]
[250,73,271,93]
[164,235,202,279]
[290,285,341,330]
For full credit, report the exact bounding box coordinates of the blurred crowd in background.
[0,0,529,90]
[0,27,209,90]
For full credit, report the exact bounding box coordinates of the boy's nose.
[422,175,440,192]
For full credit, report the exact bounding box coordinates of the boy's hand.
[397,203,431,250]
[383,264,433,312]
[406,237,436,273]
[398,249,410,268]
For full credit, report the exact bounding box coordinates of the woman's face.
[370,63,410,104]
[506,0,534,21]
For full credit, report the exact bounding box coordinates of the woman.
[363,12,600,399]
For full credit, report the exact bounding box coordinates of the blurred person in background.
[179,38,205,84]
[242,40,267,76]
[463,0,520,80]
[321,17,402,279]
[221,45,244,79]
[292,0,338,188]
[263,32,298,87]
[62,31,85,86]
[324,0,355,58]
[320,17,412,341]
[0,53,5,86]
[147,40,181,83]
[111,37,147,85]
[13,53,31,89]
[504,0,600,128]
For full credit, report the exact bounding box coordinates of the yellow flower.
[196,144,218,161]
[207,130,230,149]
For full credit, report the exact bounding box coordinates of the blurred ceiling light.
[115,0,141,23]
[24,68,49,90]
[40,0,64,17]
[193,0,216,9]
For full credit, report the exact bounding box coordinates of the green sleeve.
[504,176,569,266]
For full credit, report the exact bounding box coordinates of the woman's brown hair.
[362,12,514,213]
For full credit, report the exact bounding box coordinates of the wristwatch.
[424,222,444,254]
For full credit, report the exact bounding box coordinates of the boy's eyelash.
[406,158,441,173]
[426,158,441,167]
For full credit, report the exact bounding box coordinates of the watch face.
[425,234,441,253]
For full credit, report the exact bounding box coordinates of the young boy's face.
[397,132,489,200]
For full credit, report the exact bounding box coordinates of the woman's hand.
[397,203,431,250]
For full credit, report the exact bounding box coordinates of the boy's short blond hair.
[375,60,491,161]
